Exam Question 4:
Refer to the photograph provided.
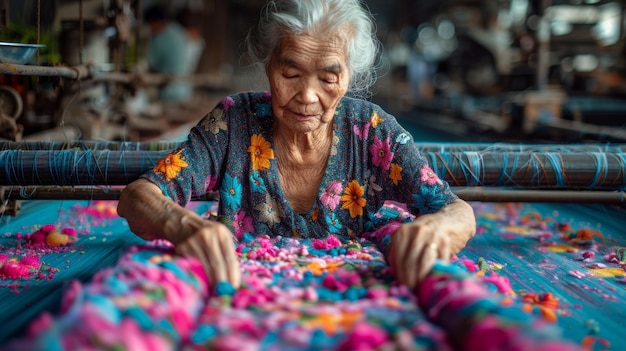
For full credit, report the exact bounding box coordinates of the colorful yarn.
[4,230,579,350]
[12,199,625,349]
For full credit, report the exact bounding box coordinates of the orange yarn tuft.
[45,231,70,246]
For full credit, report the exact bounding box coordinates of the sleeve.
[140,99,231,206]
[361,106,458,253]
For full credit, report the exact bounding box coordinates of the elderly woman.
[117,0,476,291]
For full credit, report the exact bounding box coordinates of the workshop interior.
[1,0,625,350]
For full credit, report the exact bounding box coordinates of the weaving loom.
[1,140,625,350]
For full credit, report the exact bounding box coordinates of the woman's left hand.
[389,200,476,290]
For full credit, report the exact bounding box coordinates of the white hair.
[244,0,382,99]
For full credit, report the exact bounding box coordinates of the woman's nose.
[296,79,320,104]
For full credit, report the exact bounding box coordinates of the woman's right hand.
[117,179,241,290]
[175,215,241,290]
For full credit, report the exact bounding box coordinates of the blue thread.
[496,151,508,185]
[545,152,567,188]
[588,152,608,188]
[618,153,626,191]
[466,151,482,187]
[506,152,519,186]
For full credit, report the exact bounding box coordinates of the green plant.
[0,21,61,64]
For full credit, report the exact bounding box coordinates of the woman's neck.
[273,122,334,213]
[273,122,333,168]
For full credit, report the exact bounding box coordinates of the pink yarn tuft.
[61,227,78,237]
[40,224,57,234]
[30,231,46,244]
[20,256,41,269]
[1,260,32,279]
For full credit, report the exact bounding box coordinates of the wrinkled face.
[267,33,350,135]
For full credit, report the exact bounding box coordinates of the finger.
[218,233,241,288]
[389,237,400,282]
[179,230,228,288]
[203,234,228,284]
[403,235,429,290]
[391,229,412,285]
[178,239,215,285]
[416,242,438,285]
[440,238,451,261]
[181,214,206,231]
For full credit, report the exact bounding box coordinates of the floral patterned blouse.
[142,91,458,253]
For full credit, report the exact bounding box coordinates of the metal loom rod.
[452,188,626,204]
[0,141,183,151]
[0,63,227,88]
[3,186,624,204]
[0,63,90,79]
[1,187,219,201]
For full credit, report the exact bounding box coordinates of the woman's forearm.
[117,179,201,245]
[438,199,477,255]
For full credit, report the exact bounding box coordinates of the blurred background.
[1,0,625,144]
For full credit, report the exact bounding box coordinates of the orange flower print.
[389,163,403,185]
[370,111,384,127]
[248,134,275,171]
[340,180,367,218]
[311,207,319,222]
[154,150,188,180]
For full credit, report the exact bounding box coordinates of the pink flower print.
[204,175,218,192]
[222,96,235,111]
[369,136,393,170]
[420,165,443,186]
[320,181,343,210]
[233,210,254,240]
[353,122,370,141]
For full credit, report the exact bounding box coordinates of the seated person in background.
[143,4,193,104]
[118,0,476,292]
[176,7,205,77]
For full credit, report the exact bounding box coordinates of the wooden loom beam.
[1,142,625,206]
[1,149,625,189]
